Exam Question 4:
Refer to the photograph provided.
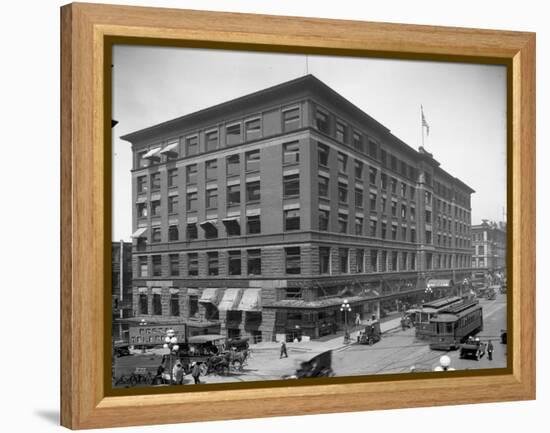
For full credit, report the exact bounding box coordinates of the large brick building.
[471,220,506,274]
[112,241,133,340]
[121,74,475,343]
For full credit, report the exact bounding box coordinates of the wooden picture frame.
[60,2,535,429]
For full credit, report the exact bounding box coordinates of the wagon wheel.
[232,360,243,372]
[199,363,208,376]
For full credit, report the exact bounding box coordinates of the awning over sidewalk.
[131,227,147,238]
[427,279,454,288]
[199,288,219,304]
[217,289,242,311]
[143,147,161,159]
[237,289,262,311]
[159,142,178,156]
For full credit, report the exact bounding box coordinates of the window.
[206,188,218,208]
[381,222,387,239]
[285,288,302,299]
[401,204,407,219]
[152,255,162,277]
[380,251,387,272]
[228,251,241,276]
[139,293,148,314]
[425,191,432,206]
[411,253,416,270]
[478,245,485,255]
[168,169,178,188]
[168,196,178,214]
[227,184,241,206]
[283,173,300,197]
[202,221,218,239]
[368,139,378,159]
[353,131,363,152]
[316,110,329,133]
[247,249,261,275]
[186,164,197,184]
[338,212,348,233]
[137,151,148,168]
[336,121,347,142]
[381,150,387,167]
[224,218,241,236]
[319,209,329,231]
[381,197,387,213]
[318,176,329,198]
[370,249,378,271]
[410,206,416,220]
[425,210,432,224]
[401,226,407,241]
[319,247,331,274]
[381,173,387,190]
[187,253,198,276]
[285,247,301,274]
[391,200,397,217]
[401,183,407,197]
[370,193,377,211]
[391,252,398,271]
[188,295,198,317]
[205,159,217,180]
[204,131,218,152]
[138,257,148,277]
[168,225,179,241]
[369,167,377,185]
[391,224,397,240]
[283,141,300,164]
[245,118,261,140]
[150,200,161,217]
[186,136,198,155]
[337,152,348,173]
[186,223,197,240]
[390,155,397,171]
[354,160,363,179]
[137,176,147,193]
[151,227,161,243]
[246,181,260,202]
[356,249,364,273]
[426,252,433,270]
[426,230,432,244]
[247,215,261,234]
[283,108,300,131]
[225,124,240,146]
[339,248,349,273]
[284,209,300,231]
[169,254,180,276]
[186,191,197,212]
[369,220,377,237]
[170,292,180,316]
[245,150,260,172]
[226,154,240,176]
[355,216,363,235]
[390,177,397,194]
[338,182,348,203]
[207,252,219,276]
[318,143,329,166]
[150,172,161,190]
[137,202,147,218]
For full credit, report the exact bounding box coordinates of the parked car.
[357,321,382,345]
[459,337,487,360]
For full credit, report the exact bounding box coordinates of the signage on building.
[129,324,186,346]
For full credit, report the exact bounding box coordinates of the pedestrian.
[280,340,288,359]
[154,363,165,385]
[173,361,184,385]
[355,313,361,326]
[487,341,494,361]
[191,361,201,384]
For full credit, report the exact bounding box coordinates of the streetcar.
[414,296,463,340]
[427,299,484,350]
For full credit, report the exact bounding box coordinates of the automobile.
[283,350,334,379]
[357,321,382,345]
[459,337,487,360]
[113,342,131,358]
[486,288,497,300]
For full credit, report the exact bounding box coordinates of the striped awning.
[199,288,219,304]
[217,289,242,311]
[143,147,161,158]
[131,227,147,238]
[237,289,262,312]
[160,142,178,155]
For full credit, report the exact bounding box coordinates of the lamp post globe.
[440,355,451,369]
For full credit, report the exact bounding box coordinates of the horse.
[228,348,250,371]
[206,352,231,375]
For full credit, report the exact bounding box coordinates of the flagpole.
[421,105,424,149]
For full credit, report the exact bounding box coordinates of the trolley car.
[427,300,484,350]
[414,296,463,340]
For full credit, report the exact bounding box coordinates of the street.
[113,294,507,386]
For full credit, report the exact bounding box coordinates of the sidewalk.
[251,315,404,354]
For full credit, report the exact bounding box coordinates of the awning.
[217,289,242,311]
[143,147,161,159]
[200,220,218,234]
[237,289,262,312]
[199,288,219,304]
[159,142,178,155]
[131,227,147,238]
[136,196,147,203]
[427,279,454,288]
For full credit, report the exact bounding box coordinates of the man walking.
[191,362,201,384]
[487,341,494,361]
[173,361,184,385]
[280,340,288,359]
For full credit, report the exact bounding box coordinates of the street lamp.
[340,299,352,343]
[163,329,179,385]
[433,355,455,371]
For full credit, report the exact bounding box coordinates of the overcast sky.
[112,45,507,241]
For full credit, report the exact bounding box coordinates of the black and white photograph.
[110,45,508,388]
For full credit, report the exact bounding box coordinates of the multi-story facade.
[471,220,507,274]
[121,75,475,343]
[112,240,133,341]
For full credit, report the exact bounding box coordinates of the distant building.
[121,74,474,343]
[471,220,507,274]
[112,240,133,341]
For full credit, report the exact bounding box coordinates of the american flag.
[421,105,430,136]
